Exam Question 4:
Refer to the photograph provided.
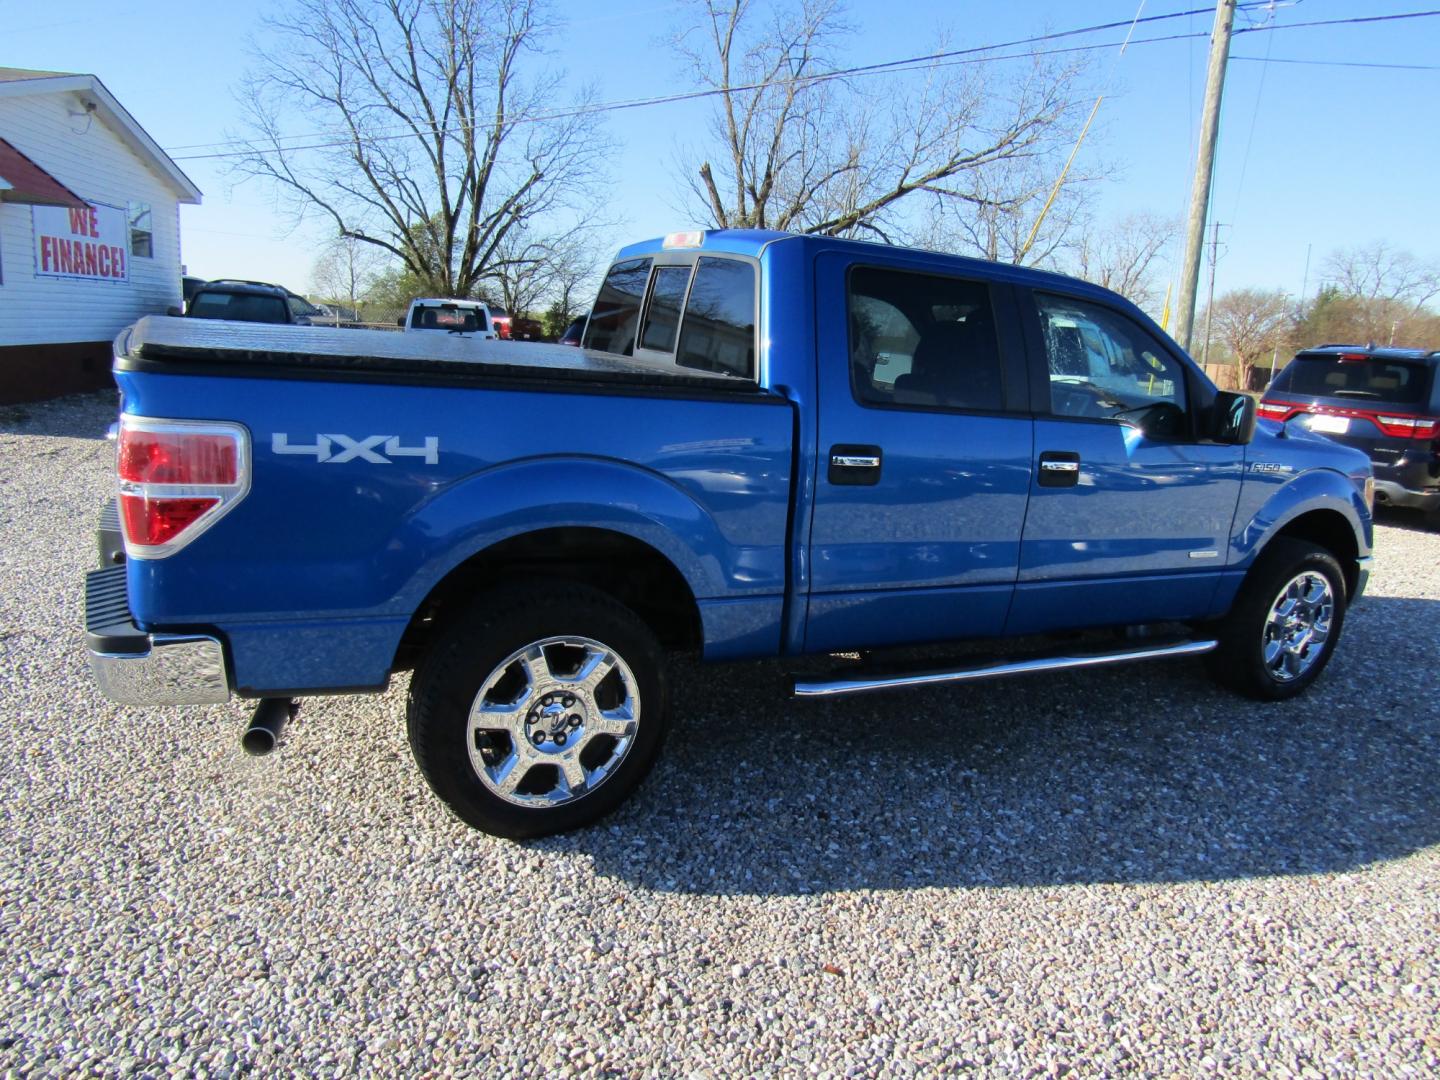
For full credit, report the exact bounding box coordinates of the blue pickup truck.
[86,229,1374,837]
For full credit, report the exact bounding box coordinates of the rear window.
[676,258,755,379]
[583,258,651,355]
[411,306,482,332]
[188,291,290,323]
[1271,354,1431,405]
[638,265,692,353]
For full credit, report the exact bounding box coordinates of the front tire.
[407,583,670,838]
[1207,538,1348,701]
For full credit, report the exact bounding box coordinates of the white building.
[0,68,200,403]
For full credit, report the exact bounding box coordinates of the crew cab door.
[1008,288,1245,634]
[804,252,1034,652]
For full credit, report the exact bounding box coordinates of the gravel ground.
[1,391,1437,1078]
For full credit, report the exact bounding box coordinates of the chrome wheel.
[1260,571,1334,682]
[466,635,640,807]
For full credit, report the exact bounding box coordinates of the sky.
[7,0,1439,306]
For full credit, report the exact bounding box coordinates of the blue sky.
[8,0,1438,304]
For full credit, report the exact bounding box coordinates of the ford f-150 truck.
[85,229,1374,838]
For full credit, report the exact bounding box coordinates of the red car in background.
[488,308,544,341]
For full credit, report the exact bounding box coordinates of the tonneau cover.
[116,316,759,392]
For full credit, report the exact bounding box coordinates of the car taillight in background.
[116,416,250,557]
[1373,414,1440,440]
[1257,400,1439,441]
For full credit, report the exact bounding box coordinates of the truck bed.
[115,316,763,394]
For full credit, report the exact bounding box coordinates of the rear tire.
[1207,538,1347,701]
[407,582,670,838]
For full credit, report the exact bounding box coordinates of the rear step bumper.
[85,565,231,706]
[793,639,1217,699]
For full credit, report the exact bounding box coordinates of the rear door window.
[1272,355,1431,405]
[676,258,756,378]
[583,259,652,355]
[848,267,1004,412]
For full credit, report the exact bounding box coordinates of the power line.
[1229,2,1277,222]
[164,2,1277,159]
[1231,54,1440,70]
[165,3,1266,155]
[167,6,1440,163]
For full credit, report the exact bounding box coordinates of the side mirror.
[396,317,406,327]
[1211,391,1257,445]
[166,306,182,317]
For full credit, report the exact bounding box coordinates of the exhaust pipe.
[242,698,297,756]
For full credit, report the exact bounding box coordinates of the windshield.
[1271,354,1431,405]
[188,291,290,323]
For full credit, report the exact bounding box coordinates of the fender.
[1230,466,1371,571]
[389,455,787,614]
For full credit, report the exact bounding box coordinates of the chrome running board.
[792,639,1218,699]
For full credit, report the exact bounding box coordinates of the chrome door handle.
[828,444,883,486]
[1037,450,1081,488]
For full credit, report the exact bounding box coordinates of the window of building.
[583,258,652,355]
[847,266,1004,412]
[1034,293,1187,434]
[128,201,153,258]
[675,258,755,379]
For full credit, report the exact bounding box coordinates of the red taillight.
[116,417,249,558]
[1374,414,1440,439]
[119,494,220,546]
[1256,401,1294,420]
[118,429,238,484]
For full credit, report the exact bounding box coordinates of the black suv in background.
[185,280,324,325]
[1261,346,1440,521]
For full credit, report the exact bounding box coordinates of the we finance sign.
[32,203,129,282]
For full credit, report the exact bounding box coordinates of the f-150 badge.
[271,433,439,465]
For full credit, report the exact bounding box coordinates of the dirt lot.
[2,392,1437,1077]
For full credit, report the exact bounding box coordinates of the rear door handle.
[1038,450,1081,487]
[829,444,882,485]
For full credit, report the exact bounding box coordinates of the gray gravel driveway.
[1,392,1437,1077]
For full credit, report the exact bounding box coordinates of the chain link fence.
[308,303,408,331]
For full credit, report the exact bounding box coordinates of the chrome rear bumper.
[86,564,230,706]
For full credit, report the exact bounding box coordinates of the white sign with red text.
[32,203,129,282]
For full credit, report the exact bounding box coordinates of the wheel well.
[393,527,702,669]
[1271,509,1360,596]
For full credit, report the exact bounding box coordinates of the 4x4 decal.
[271,433,439,465]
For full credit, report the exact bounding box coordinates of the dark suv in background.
[1261,346,1440,522]
[185,280,323,325]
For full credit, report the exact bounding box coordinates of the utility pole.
[1201,220,1224,366]
[1173,0,1237,355]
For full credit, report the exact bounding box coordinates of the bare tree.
[1070,212,1178,313]
[915,152,1099,269]
[673,0,1089,241]
[485,225,604,317]
[310,234,390,313]
[1321,242,1440,345]
[1204,288,1290,391]
[235,0,606,299]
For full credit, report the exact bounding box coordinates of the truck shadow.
[548,594,1440,894]
[1374,506,1438,536]
[0,391,114,440]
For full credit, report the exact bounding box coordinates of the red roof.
[0,138,85,208]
